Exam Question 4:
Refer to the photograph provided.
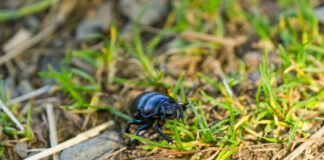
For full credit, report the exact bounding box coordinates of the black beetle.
[125,91,186,143]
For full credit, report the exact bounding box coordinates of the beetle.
[125,91,186,143]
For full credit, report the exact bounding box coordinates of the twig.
[141,26,246,47]
[214,62,233,98]
[0,24,57,65]
[294,137,324,143]
[7,85,52,105]
[253,148,279,152]
[213,62,245,111]
[206,151,218,160]
[101,147,127,160]
[283,125,324,160]
[25,121,114,160]
[27,148,48,152]
[180,31,246,47]
[307,55,324,70]
[0,99,24,131]
[45,104,59,160]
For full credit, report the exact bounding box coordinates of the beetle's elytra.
[125,91,186,142]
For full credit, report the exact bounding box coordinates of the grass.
[0,0,59,22]
[50,1,323,158]
[2,0,323,159]
[122,0,322,158]
[124,133,177,149]
[0,81,33,159]
[122,2,163,85]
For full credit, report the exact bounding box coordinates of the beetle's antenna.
[179,102,189,109]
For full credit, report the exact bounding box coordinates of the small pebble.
[60,131,123,160]
[40,55,65,85]
[15,142,28,158]
[76,1,113,40]
[25,16,40,32]
[315,6,324,23]
[119,0,169,25]
[249,71,261,82]
[17,80,33,95]
[243,51,261,67]
[3,78,19,99]
[119,0,169,41]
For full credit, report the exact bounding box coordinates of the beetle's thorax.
[159,102,177,119]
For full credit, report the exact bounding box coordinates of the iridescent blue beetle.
[125,91,186,142]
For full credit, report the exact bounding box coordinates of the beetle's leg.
[178,105,185,125]
[159,105,166,119]
[125,120,144,133]
[156,122,173,143]
[135,122,153,136]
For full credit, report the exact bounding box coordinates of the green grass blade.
[287,109,306,146]
[0,0,59,22]
[260,50,283,116]
[226,100,236,141]
[198,73,225,95]
[201,91,240,113]
[189,102,214,141]
[89,105,133,121]
[304,117,324,122]
[124,133,176,149]
[173,120,185,150]
[24,105,32,139]
[0,80,5,102]
[255,81,263,110]
[177,126,195,140]
[70,68,97,84]
[217,148,238,160]
[147,34,163,55]
[172,72,184,99]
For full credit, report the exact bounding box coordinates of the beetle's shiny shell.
[132,92,176,118]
